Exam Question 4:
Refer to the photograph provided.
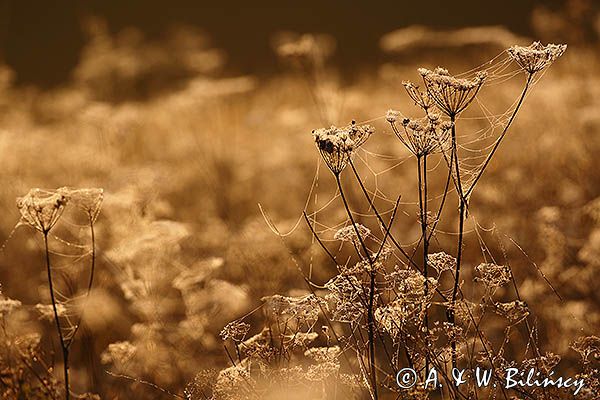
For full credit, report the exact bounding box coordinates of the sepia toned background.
[0,1,599,399]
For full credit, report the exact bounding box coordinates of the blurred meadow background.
[0,1,599,399]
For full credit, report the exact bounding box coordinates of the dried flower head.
[493,300,529,325]
[17,188,70,233]
[428,252,457,274]
[312,121,374,175]
[474,263,512,289]
[392,114,452,157]
[507,41,567,74]
[418,67,487,117]
[220,320,251,342]
[403,80,435,111]
[334,223,371,244]
[65,187,104,221]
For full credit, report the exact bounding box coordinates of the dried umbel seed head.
[428,252,456,273]
[393,114,452,157]
[474,263,512,289]
[507,41,567,74]
[220,320,251,342]
[493,300,529,325]
[403,80,435,111]
[312,121,374,175]
[64,187,104,221]
[418,67,487,117]
[17,188,70,233]
[334,223,371,244]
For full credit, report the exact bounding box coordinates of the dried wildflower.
[35,303,67,321]
[213,362,254,400]
[185,370,218,400]
[64,187,104,221]
[392,114,452,157]
[17,188,69,233]
[239,327,272,359]
[312,121,374,175]
[0,297,21,315]
[101,341,137,366]
[418,67,487,117]
[325,275,366,323]
[428,251,456,273]
[507,41,567,74]
[403,80,435,111]
[493,300,529,325]
[375,303,407,338]
[220,320,251,342]
[334,223,371,244]
[572,336,600,364]
[474,263,512,289]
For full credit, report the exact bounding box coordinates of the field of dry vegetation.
[1,8,600,400]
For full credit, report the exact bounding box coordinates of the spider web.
[261,49,567,324]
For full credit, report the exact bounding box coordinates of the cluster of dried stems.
[1,187,103,400]
[199,40,597,400]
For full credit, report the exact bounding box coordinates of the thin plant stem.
[43,232,70,400]
[465,73,533,198]
[448,115,466,370]
[335,173,378,400]
[417,154,430,374]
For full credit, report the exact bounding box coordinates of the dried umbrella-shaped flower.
[418,67,487,117]
[402,80,435,112]
[389,112,452,157]
[507,41,567,74]
[66,188,104,222]
[16,188,69,233]
[313,121,374,175]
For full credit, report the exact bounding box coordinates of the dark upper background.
[0,0,594,87]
